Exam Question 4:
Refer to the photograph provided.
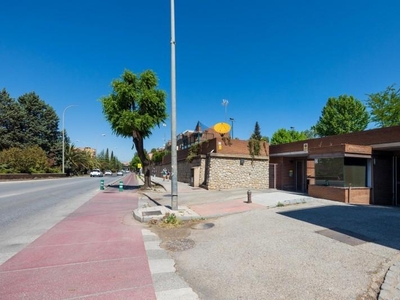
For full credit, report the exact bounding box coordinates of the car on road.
[104,170,112,176]
[90,169,103,177]
[117,170,123,176]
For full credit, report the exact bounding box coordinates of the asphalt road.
[0,175,123,264]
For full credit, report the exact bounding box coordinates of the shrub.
[0,146,49,173]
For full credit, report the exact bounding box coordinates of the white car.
[90,169,103,177]
[117,170,123,176]
[104,170,112,176]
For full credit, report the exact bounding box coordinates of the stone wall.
[0,173,67,180]
[205,154,269,190]
[155,153,269,190]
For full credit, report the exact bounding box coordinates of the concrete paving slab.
[148,259,176,274]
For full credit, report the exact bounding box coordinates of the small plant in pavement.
[162,213,181,225]
[277,201,285,207]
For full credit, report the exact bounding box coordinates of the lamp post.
[95,133,106,156]
[162,123,167,147]
[170,0,178,210]
[229,117,234,139]
[62,105,77,174]
[222,99,229,121]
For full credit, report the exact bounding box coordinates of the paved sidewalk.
[0,174,197,300]
[1,174,399,299]
[135,176,314,222]
[136,176,400,300]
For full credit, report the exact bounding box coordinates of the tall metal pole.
[230,117,234,139]
[62,105,77,174]
[170,0,178,210]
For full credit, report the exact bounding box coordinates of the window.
[315,157,367,187]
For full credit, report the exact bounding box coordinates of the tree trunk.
[132,134,151,188]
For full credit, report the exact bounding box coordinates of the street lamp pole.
[62,105,77,174]
[229,117,234,139]
[170,0,178,210]
[95,133,106,157]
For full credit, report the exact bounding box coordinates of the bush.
[0,146,49,173]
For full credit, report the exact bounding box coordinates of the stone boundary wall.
[152,156,204,184]
[155,153,269,190]
[0,173,67,180]
[206,154,269,190]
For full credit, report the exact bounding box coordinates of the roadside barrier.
[100,179,105,190]
[119,181,123,192]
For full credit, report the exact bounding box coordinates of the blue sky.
[1,0,399,162]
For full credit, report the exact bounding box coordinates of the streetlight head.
[230,117,234,121]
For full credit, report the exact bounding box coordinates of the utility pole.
[229,117,234,139]
[62,105,77,173]
[170,0,178,210]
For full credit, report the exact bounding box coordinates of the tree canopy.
[270,128,308,145]
[101,69,167,187]
[0,89,27,150]
[366,84,400,128]
[0,89,60,154]
[312,95,369,137]
[248,121,265,156]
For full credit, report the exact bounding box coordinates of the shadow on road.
[107,184,141,191]
[278,204,400,250]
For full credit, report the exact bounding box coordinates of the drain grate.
[316,228,373,246]
[191,223,215,230]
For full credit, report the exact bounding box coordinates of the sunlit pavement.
[0,174,197,299]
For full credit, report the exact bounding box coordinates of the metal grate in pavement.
[315,227,374,246]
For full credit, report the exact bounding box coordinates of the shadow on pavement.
[107,184,141,190]
[278,204,400,250]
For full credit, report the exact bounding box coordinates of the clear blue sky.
[1,0,399,162]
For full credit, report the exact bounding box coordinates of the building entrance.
[396,156,400,206]
[295,160,306,193]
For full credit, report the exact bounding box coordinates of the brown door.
[296,160,304,192]
[396,156,400,206]
[373,155,393,205]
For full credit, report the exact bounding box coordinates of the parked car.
[104,170,112,176]
[117,170,123,176]
[90,169,103,177]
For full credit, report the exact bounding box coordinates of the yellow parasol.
[213,122,231,135]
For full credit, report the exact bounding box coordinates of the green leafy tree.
[270,128,308,145]
[105,148,110,163]
[101,69,167,187]
[18,92,60,154]
[248,122,262,156]
[312,95,369,137]
[130,153,142,172]
[0,88,26,150]
[303,128,318,139]
[151,149,168,164]
[366,84,400,128]
[64,145,92,176]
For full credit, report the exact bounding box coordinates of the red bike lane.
[0,174,156,299]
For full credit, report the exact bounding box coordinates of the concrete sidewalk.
[135,176,400,300]
[134,176,315,222]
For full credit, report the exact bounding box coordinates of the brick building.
[158,122,269,190]
[269,125,400,206]
[157,123,399,206]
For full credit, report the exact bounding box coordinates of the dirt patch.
[147,219,202,251]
